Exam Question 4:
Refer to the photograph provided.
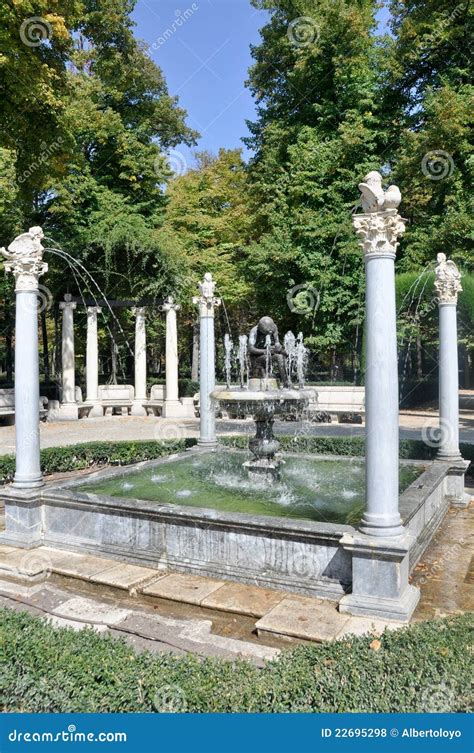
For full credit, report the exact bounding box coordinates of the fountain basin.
[0,450,454,602]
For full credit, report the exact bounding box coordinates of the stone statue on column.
[434,253,463,304]
[1,227,48,489]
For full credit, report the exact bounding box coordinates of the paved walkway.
[0,410,473,454]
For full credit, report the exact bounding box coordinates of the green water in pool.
[79,451,424,526]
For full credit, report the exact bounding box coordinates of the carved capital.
[131,306,147,318]
[434,253,462,304]
[352,211,405,259]
[1,226,48,291]
[3,256,48,291]
[59,293,76,311]
[159,295,181,313]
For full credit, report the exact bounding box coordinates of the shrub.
[0,439,197,485]
[0,608,471,713]
[220,435,473,474]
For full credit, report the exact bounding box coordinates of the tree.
[159,149,256,318]
[382,0,473,271]
[244,0,384,375]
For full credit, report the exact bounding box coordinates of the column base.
[55,403,79,421]
[436,451,463,463]
[339,531,419,622]
[12,476,44,490]
[339,586,420,622]
[131,400,147,417]
[162,399,195,419]
[437,458,471,507]
[197,439,218,449]
[358,511,405,538]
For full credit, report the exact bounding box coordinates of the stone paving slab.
[201,581,285,617]
[40,548,119,580]
[53,596,132,625]
[141,573,225,606]
[0,544,18,556]
[0,549,51,577]
[337,617,405,639]
[88,563,165,591]
[255,596,350,642]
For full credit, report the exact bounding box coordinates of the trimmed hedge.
[0,608,471,712]
[220,434,474,471]
[0,439,197,485]
[0,435,472,484]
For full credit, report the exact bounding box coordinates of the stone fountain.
[211,316,316,479]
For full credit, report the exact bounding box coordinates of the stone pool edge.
[0,450,461,610]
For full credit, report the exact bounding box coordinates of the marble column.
[59,294,78,420]
[1,227,47,488]
[86,306,102,416]
[434,254,469,505]
[339,171,419,621]
[353,190,406,538]
[160,296,183,418]
[131,307,147,416]
[193,273,221,447]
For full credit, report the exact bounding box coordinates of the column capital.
[352,211,405,259]
[434,253,462,304]
[353,171,405,258]
[131,306,146,317]
[1,226,48,291]
[160,295,181,313]
[87,305,102,315]
[193,273,221,314]
[59,293,77,311]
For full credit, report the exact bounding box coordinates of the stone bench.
[98,384,135,416]
[145,384,165,416]
[311,386,365,423]
[0,388,48,424]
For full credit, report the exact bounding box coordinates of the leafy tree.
[245,0,384,373]
[159,149,256,318]
[382,0,474,271]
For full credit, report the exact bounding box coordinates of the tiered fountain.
[212,316,316,479]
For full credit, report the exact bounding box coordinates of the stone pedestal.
[58,294,78,420]
[434,254,469,506]
[1,227,48,488]
[193,274,221,447]
[160,296,186,419]
[86,306,102,417]
[131,307,147,416]
[339,532,420,621]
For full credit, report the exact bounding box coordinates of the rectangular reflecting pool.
[80,451,424,526]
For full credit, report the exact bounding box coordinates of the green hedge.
[0,439,197,485]
[1,435,472,484]
[0,608,471,712]
[221,434,474,469]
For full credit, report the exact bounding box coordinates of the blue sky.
[132,0,390,170]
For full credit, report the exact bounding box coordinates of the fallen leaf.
[369,639,382,651]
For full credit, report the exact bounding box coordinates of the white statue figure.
[199,272,216,300]
[358,171,401,213]
[2,226,45,258]
[434,252,463,304]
